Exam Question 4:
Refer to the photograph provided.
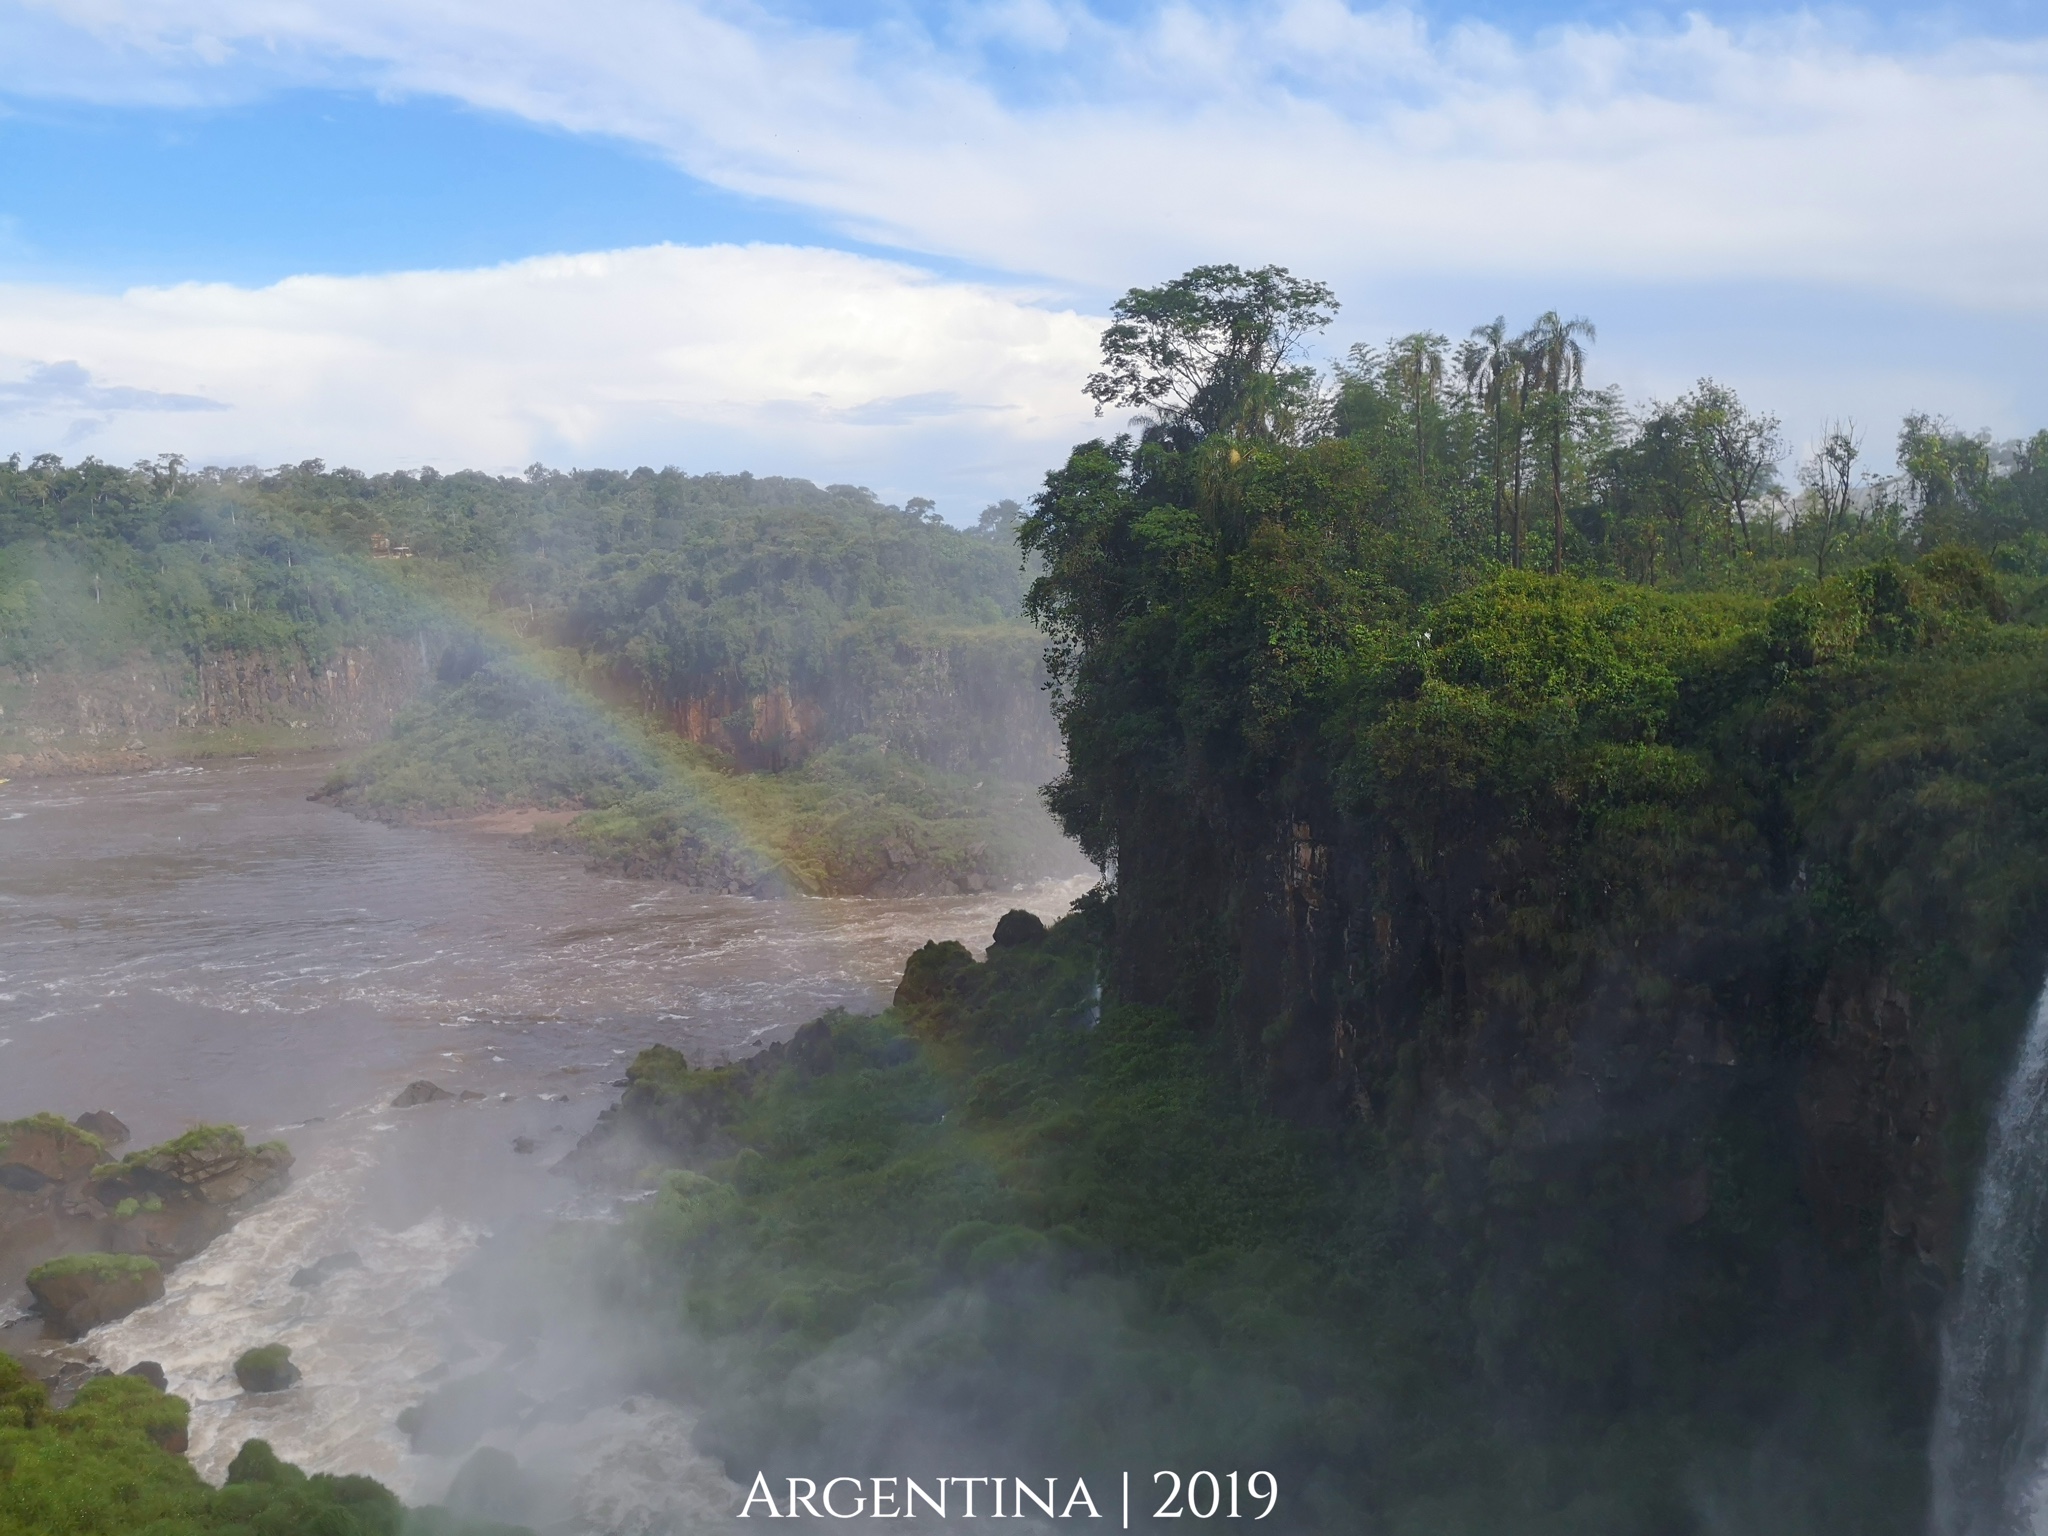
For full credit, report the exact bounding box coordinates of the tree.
[1085,265,1338,442]
[1389,332,1449,493]
[1683,380,1781,555]
[1520,312,1596,576]
[1461,319,1517,562]
[1899,413,1995,548]
[1799,423,1861,579]
[972,499,1027,543]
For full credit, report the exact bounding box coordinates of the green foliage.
[233,1346,293,1378]
[0,1357,526,1536]
[0,1113,104,1162]
[122,1125,245,1166]
[984,277,2048,1528]
[318,661,664,818]
[26,1252,159,1286]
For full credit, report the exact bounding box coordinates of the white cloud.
[0,244,1105,513]
[13,0,2048,308]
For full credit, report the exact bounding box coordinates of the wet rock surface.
[2,1114,293,1342]
[72,1111,131,1148]
[27,1253,164,1335]
[392,1080,453,1107]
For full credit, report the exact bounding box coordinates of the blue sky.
[3,0,2047,515]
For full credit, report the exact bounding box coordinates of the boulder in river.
[234,1343,301,1393]
[72,1111,130,1148]
[392,1080,453,1107]
[88,1125,295,1265]
[0,1113,107,1191]
[122,1360,168,1391]
[112,1125,293,1209]
[26,1252,164,1334]
[289,1250,363,1289]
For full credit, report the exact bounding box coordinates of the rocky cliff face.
[652,635,1061,780]
[1800,965,1955,1329]
[0,641,426,756]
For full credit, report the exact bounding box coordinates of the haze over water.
[0,756,1089,1517]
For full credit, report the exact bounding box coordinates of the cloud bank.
[0,245,1104,511]
[17,0,2048,309]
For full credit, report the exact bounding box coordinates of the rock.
[234,1343,301,1393]
[26,1253,164,1335]
[0,1114,108,1189]
[122,1360,168,1391]
[289,1250,363,1289]
[458,1090,486,1101]
[73,1111,131,1148]
[392,1080,453,1107]
[109,1125,294,1209]
[893,939,976,1016]
[512,1137,537,1154]
[991,908,1047,949]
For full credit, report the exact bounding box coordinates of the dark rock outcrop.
[392,1081,453,1107]
[991,908,1047,949]
[26,1253,164,1335]
[72,1112,130,1148]
[122,1360,168,1391]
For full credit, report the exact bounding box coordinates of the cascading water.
[1932,979,2048,1535]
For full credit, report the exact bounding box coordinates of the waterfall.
[1932,979,2048,1536]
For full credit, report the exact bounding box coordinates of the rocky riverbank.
[1,1114,293,1351]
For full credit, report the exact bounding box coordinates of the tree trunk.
[1550,420,1566,576]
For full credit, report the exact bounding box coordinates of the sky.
[2,0,2046,518]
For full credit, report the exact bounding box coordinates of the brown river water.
[0,754,1091,1528]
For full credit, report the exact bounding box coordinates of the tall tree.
[1799,422,1861,579]
[1683,380,1781,555]
[1520,312,1596,575]
[1461,318,1516,562]
[1084,265,1338,442]
[1389,332,1449,494]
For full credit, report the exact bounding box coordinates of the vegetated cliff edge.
[514,461,2048,1536]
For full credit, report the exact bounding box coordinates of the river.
[0,754,1091,1529]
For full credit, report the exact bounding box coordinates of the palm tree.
[1462,319,1514,561]
[1520,312,1597,575]
[1389,332,1448,493]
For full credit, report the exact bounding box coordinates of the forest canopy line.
[1069,264,2048,590]
[0,458,1068,895]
